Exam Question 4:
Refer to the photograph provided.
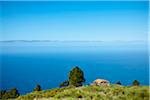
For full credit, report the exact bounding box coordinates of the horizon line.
[0,40,147,42]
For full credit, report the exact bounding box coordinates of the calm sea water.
[0,41,149,94]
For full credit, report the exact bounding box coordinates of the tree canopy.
[68,66,85,87]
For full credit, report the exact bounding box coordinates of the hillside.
[17,85,149,100]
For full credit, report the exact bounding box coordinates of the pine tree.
[68,66,85,87]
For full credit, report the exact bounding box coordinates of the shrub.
[9,88,20,98]
[0,90,6,99]
[115,81,121,85]
[59,80,69,88]
[0,88,20,99]
[34,84,42,91]
[132,80,140,86]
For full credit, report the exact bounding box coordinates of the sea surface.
[0,41,149,94]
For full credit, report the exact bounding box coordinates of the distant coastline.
[0,40,147,43]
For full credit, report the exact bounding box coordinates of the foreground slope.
[17,85,149,100]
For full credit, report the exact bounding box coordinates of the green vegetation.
[115,81,122,85]
[59,66,85,88]
[68,66,85,87]
[133,80,140,86]
[0,88,20,99]
[17,85,149,100]
[59,80,69,88]
[34,84,42,92]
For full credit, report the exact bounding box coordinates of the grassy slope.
[17,85,149,100]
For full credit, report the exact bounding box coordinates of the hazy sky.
[0,1,148,41]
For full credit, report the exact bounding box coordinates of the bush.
[34,84,42,91]
[0,90,6,99]
[0,88,20,99]
[9,88,20,98]
[59,80,69,88]
[132,80,140,86]
[115,81,121,85]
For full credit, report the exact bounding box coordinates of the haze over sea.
[0,41,148,94]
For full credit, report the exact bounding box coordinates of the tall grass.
[17,85,149,100]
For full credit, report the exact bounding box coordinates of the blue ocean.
[0,41,149,94]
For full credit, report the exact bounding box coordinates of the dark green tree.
[1,88,19,99]
[1,92,10,99]
[9,88,20,98]
[59,80,69,88]
[68,66,85,87]
[34,84,42,91]
[0,90,6,99]
[132,80,140,86]
[116,81,121,85]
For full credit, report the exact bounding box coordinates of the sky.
[0,1,149,41]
